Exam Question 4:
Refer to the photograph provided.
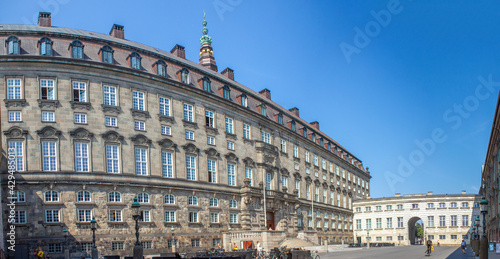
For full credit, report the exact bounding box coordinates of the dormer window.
[260,104,266,116]
[222,85,231,100]
[277,113,283,125]
[327,142,331,151]
[156,60,167,76]
[240,93,248,107]
[38,37,52,56]
[303,127,307,138]
[129,52,141,70]
[311,133,316,142]
[202,77,211,92]
[100,45,114,64]
[6,36,20,55]
[181,68,190,84]
[70,40,84,59]
[291,120,296,132]
[320,138,324,146]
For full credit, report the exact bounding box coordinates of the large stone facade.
[0,13,370,258]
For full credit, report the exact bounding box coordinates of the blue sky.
[3,0,500,198]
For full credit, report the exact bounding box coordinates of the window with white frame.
[48,244,63,253]
[105,145,119,173]
[183,103,194,122]
[266,172,272,190]
[280,139,286,153]
[6,36,20,54]
[101,45,113,63]
[13,190,25,203]
[157,60,167,76]
[462,215,469,226]
[72,81,87,102]
[46,209,60,223]
[70,40,84,58]
[227,141,234,150]
[306,184,311,200]
[181,69,190,84]
[77,190,91,202]
[42,141,57,171]
[142,241,153,250]
[208,159,217,183]
[44,190,59,202]
[109,209,122,222]
[240,93,248,107]
[207,136,215,145]
[132,91,145,111]
[295,180,300,197]
[139,210,150,222]
[228,164,236,186]
[42,111,55,122]
[188,196,198,205]
[294,163,299,170]
[129,52,141,69]
[243,123,251,139]
[225,117,234,134]
[282,176,288,188]
[74,113,87,124]
[135,147,148,175]
[14,210,26,224]
[108,191,121,202]
[314,155,318,166]
[75,142,89,172]
[210,198,219,207]
[8,111,21,122]
[78,209,92,222]
[245,167,253,186]
[159,97,170,116]
[230,214,238,223]
[8,141,24,171]
[162,151,173,178]
[7,78,22,99]
[185,130,194,140]
[103,85,117,106]
[105,116,117,127]
[205,110,214,128]
[112,242,124,251]
[315,186,319,202]
[186,155,196,180]
[293,145,299,158]
[137,193,149,203]
[323,189,327,203]
[161,125,171,135]
[230,200,238,208]
[134,121,145,131]
[40,79,55,100]
[305,150,310,163]
[439,216,446,227]
[164,194,175,204]
[261,131,271,144]
[306,168,310,175]
[451,215,457,226]
[189,212,198,223]
[165,211,176,222]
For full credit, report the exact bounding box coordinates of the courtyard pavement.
[316,245,500,259]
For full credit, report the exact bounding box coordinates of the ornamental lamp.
[132,197,141,219]
[90,217,97,231]
[480,196,488,214]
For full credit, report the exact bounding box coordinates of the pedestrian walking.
[461,240,466,253]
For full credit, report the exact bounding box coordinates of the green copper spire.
[200,11,212,45]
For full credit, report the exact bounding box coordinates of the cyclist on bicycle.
[426,238,432,255]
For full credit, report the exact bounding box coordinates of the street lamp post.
[480,197,488,259]
[398,232,402,246]
[132,197,143,259]
[63,227,69,259]
[474,216,480,256]
[90,217,98,259]
[171,226,176,253]
[367,230,370,249]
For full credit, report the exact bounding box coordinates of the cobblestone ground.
[318,245,500,259]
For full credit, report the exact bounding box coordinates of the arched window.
[164,194,175,204]
[156,60,167,76]
[6,36,20,55]
[129,52,141,69]
[137,193,149,203]
[108,191,121,202]
[229,199,238,208]
[100,45,114,64]
[209,198,218,207]
[181,68,190,84]
[223,85,231,100]
[240,93,248,107]
[38,37,52,56]
[202,77,211,92]
[188,196,198,206]
[14,190,26,203]
[44,190,59,202]
[77,190,91,202]
[70,40,84,59]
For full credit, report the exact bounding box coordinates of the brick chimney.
[170,44,186,59]
[310,121,319,130]
[38,12,51,27]
[259,88,271,100]
[427,191,433,196]
[221,67,234,80]
[289,107,299,117]
[109,24,125,39]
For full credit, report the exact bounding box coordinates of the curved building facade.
[0,13,370,257]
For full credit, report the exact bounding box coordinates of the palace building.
[0,12,371,258]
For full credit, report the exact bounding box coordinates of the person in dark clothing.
[426,239,433,255]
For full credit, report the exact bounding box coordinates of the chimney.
[38,12,51,27]
[310,121,319,130]
[221,67,234,81]
[427,191,433,196]
[259,88,271,100]
[109,24,125,39]
[462,190,466,195]
[395,193,401,198]
[170,44,186,59]
[289,107,299,117]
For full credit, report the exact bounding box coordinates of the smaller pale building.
[353,192,481,246]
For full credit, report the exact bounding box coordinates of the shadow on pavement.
[445,246,475,259]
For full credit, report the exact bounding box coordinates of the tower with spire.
[199,11,218,72]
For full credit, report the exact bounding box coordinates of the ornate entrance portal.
[408,217,424,245]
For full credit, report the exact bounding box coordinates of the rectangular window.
[227,141,234,150]
[48,244,63,253]
[462,215,469,227]
[280,139,286,153]
[207,136,215,145]
[376,218,382,229]
[112,242,124,251]
[142,241,153,250]
[74,113,87,124]
[266,172,272,190]
[315,187,319,202]
[293,145,299,158]
[134,121,145,131]
[103,85,117,106]
[210,212,219,223]
[282,176,288,188]
[366,219,372,229]
[160,126,171,136]
[356,219,361,230]
[132,91,145,111]
[45,210,60,223]
[245,168,253,186]
[109,209,122,222]
[8,141,24,171]
[427,203,434,208]
[14,210,26,224]
[42,111,55,122]
[159,97,170,116]
[106,145,119,173]
[241,94,247,107]
[7,78,22,99]
[397,217,403,228]
[42,141,57,171]
[305,150,310,163]
[295,180,300,197]
[139,210,150,222]
[397,204,403,210]
[73,81,87,102]
[306,184,311,200]
[228,164,236,186]
[186,155,196,180]
[306,168,310,175]
[225,117,234,134]
[162,151,173,178]
[439,235,446,240]
[376,206,382,211]
[135,147,147,175]
[261,131,271,144]
[451,215,457,226]
[185,130,194,140]
[78,209,92,222]
[323,189,327,203]
[105,116,117,127]
[439,216,446,227]
[183,103,194,122]
[208,159,217,183]
[205,110,214,128]
[462,202,469,208]
[81,243,93,252]
[189,212,198,223]
[428,216,434,227]
[451,235,457,240]
[165,211,176,222]
[243,123,251,139]
[439,202,445,208]
[412,204,418,209]
[40,79,55,100]
[387,218,393,228]
[230,214,238,223]
[8,111,21,122]
[314,155,318,166]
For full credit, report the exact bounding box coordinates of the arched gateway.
[353,192,481,246]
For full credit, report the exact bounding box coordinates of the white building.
[353,192,481,246]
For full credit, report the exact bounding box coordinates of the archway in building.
[408,217,424,245]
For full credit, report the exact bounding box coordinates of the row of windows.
[4,33,365,170]
[356,201,476,212]
[356,215,471,230]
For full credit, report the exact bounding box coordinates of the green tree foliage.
[415,223,424,239]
